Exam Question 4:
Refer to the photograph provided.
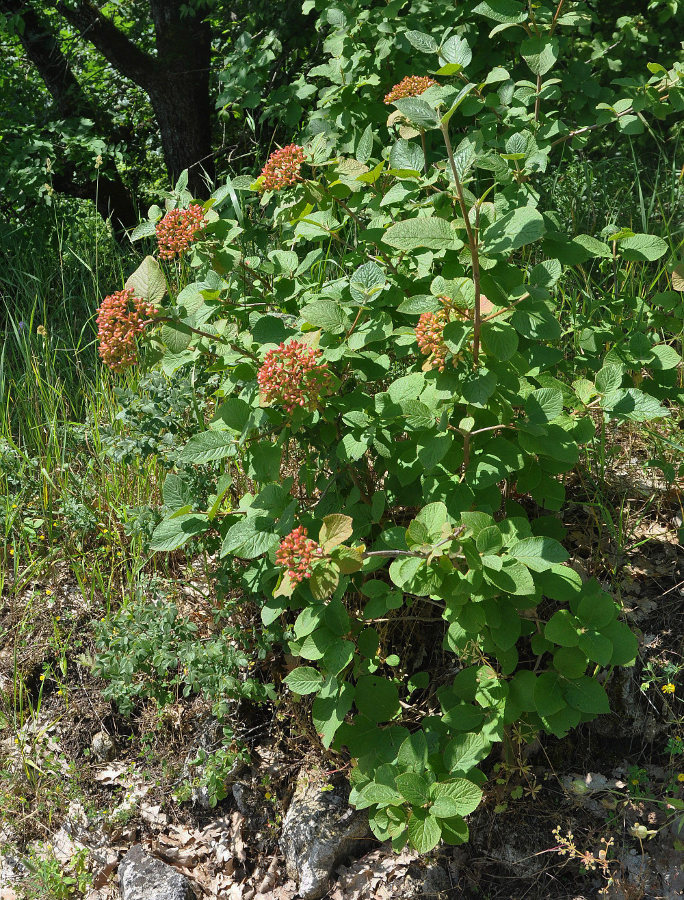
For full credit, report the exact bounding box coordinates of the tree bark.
[0,0,138,232]
[56,0,214,196]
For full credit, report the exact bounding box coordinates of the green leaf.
[483,208,545,256]
[389,138,424,173]
[595,365,623,394]
[473,0,527,22]
[312,678,354,748]
[396,773,430,805]
[525,388,563,424]
[130,219,158,241]
[617,233,668,262]
[563,677,610,714]
[162,323,192,353]
[553,647,588,679]
[162,473,191,511]
[300,300,349,331]
[603,620,638,666]
[221,517,279,560]
[533,672,565,717]
[521,36,559,76]
[443,733,491,773]
[284,666,324,695]
[509,536,569,571]
[295,210,341,241]
[481,322,518,361]
[404,30,438,53]
[602,388,669,422]
[319,514,354,551]
[355,676,400,722]
[545,610,580,647]
[149,514,208,551]
[462,369,498,405]
[440,816,469,845]
[440,36,472,68]
[393,97,439,129]
[407,810,442,853]
[309,563,340,600]
[397,731,429,772]
[350,261,387,303]
[356,124,374,164]
[577,630,613,666]
[125,255,166,304]
[383,217,462,252]
[430,779,482,816]
[179,431,236,464]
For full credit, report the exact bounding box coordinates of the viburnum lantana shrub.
[112,5,683,855]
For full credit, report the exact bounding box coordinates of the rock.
[182,718,244,809]
[280,768,371,900]
[91,731,116,762]
[118,845,195,900]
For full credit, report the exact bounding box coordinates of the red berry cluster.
[260,144,306,191]
[96,288,155,371]
[276,526,323,583]
[384,75,439,105]
[257,339,333,413]
[155,203,206,260]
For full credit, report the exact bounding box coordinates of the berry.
[156,203,206,260]
[276,526,323,583]
[96,288,155,371]
[257,339,333,413]
[415,296,469,372]
[260,144,306,191]
[384,75,439,105]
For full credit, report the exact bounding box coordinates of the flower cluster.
[276,526,323,583]
[96,288,155,371]
[260,144,306,191]
[155,203,206,260]
[384,75,438,105]
[257,339,333,413]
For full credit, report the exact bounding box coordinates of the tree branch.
[55,0,155,89]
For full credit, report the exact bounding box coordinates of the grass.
[0,139,682,898]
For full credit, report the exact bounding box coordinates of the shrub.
[101,4,683,853]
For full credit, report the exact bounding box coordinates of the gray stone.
[280,768,371,900]
[119,845,195,900]
[91,730,116,762]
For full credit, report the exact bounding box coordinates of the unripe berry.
[156,203,206,260]
[96,288,155,371]
[384,75,438,105]
[276,526,323,583]
[260,145,306,191]
[257,339,334,413]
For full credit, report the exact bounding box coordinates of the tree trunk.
[57,0,214,198]
[147,0,214,195]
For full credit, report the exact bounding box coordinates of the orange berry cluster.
[384,75,438,105]
[155,203,206,260]
[415,296,466,372]
[276,526,323,583]
[260,144,306,191]
[96,288,155,371]
[257,339,333,413]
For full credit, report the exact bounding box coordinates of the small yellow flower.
[57,690,63,696]
[9,549,14,555]
[12,504,17,509]
[45,589,52,596]
[662,683,676,694]
[39,675,45,681]
[39,535,45,540]
[677,773,684,783]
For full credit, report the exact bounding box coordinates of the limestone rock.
[118,845,194,900]
[280,769,370,900]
